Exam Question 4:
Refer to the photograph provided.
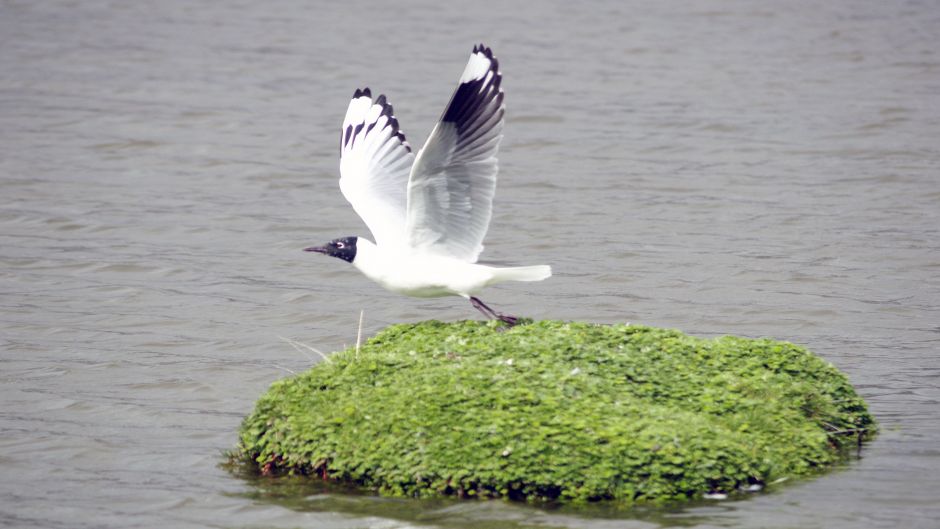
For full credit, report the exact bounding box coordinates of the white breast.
[352,239,493,298]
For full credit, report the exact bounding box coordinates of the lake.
[1,1,938,527]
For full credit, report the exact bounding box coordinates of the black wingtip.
[440,44,503,128]
[474,43,494,59]
[397,132,411,153]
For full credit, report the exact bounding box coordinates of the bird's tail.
[488,265,552,284]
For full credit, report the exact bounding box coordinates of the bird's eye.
[336,242,345,249]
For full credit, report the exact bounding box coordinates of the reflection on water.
[228,456,863,528]
[232,468,709,529]
[2,0,939,528]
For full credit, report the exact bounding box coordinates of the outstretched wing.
[339,88,415,248]
[405,44,505,263]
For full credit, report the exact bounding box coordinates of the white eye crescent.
[336,242,345,249]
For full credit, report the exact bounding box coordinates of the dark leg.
[469,296,518,326]
[470,296,498,319]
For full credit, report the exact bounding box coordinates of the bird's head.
[304,236,358,263]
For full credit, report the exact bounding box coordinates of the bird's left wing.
[405,44,505,263]
[339,88,415,248]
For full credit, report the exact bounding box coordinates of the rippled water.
[2,1,939,528]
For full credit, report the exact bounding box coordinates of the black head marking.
[304,236,358,263]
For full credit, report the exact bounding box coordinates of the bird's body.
[306,44,550,324]
[351,238,550,299]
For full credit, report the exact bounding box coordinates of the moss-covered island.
[235,320,875,504]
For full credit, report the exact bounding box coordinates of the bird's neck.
[350,237,383,276]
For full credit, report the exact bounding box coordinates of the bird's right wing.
[405,45,505,263]
[339,88,415,249]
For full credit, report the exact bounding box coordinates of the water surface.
[2,1,939,528]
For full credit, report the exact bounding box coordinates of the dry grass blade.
[356,309,364,358]
[278,336,331,364]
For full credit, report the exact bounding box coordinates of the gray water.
[2,1,939,528]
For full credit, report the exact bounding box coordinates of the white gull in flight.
[305,44,551,325]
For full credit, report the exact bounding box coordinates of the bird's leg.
[469,296,497,319]
[469,296,518,327]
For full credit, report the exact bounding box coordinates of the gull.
[305,44,551,325]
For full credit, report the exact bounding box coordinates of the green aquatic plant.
[235,320,875,504]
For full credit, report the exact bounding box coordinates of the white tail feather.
[489,265,552,285]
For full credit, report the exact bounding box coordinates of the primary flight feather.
[306,44,551,325]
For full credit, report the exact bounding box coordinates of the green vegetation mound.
[236,320,875,504]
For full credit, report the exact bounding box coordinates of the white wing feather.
[338,88,414,249]
[405,44,505,263]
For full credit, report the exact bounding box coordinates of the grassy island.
[234,320,875,504]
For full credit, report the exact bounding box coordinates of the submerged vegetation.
[235,320,875,504]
